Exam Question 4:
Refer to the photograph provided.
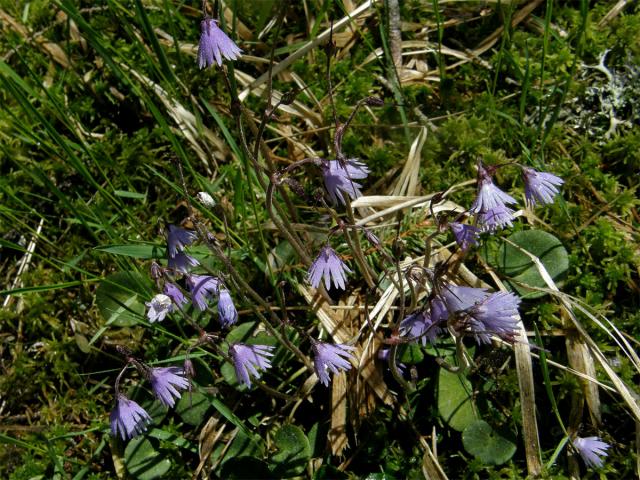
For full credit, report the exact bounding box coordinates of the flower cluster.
[102,12,614,475]
[455,161,564,234]
[144,226,239,329]
[110,363,189,441]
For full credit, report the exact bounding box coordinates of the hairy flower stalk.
[197,18,242,68]
[308,246,352,290]
[312,341,356,386]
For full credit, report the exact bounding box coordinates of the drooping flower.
[449,222,481,251]
[110,395,152,440]
[228,343,274,387]
[471,164,517,230]
[522,167,564,206]
[150,261,164,280]
[477,204,515,231]
[163,283,188,308]
[470,165,517,213]
[148,366,189,408]
[322,159,369,205]
[167,225,197,258]
[308,246,352,290]
[217,289,238,327]
[168,251,200,273]
[197,18,242,68]
[399,310,441,345]
[146,294,173,323]
[363,228,381,247]
[187,274,220,311]
[440,284,490,313]
[430,296,449,324]
[573,436,610,468]
[312,341,356,386]
[466,291,521,344]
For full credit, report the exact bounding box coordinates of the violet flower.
[573,436,610,468]
[149,367,189,408]
[522,167,564,206]
[430,297,449,324]
[187,274,220,311]
[308,246,352,290]
[449,222,480,251]
[167,225,197,258]
[440,284,490,312]
[168,251,199,273]
[312,341,356,386]
[471,164,517,230]
[322,159,369,205]
[217,289,238,328]
[146,294,173,323]
[228,343,274,387]
[477,204,515,231]
[197,18,242,68]
[163,282,188,308]
[110,395,152,440]
[466,291,521,344]
[470,165,517,213]
[399,310,441,345]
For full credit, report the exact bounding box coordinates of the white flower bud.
[196,191,215,207]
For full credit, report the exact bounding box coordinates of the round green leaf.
[124,437,171,480]
[96,271,149,327]
[175,391,210,427]
[491,230,568,299]
[437,368,477,431]
[220,457,271,479]
[398,344,424,364]
[462,420,516,465]
[269,424,311,477]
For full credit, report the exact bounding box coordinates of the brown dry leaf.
[234,69,323,128]
[329,371,349,456]
[194,415,224,479]
[389,126,427,197]
[298,284,395,406]
[38,41,70,68]
[566,328,602,425]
